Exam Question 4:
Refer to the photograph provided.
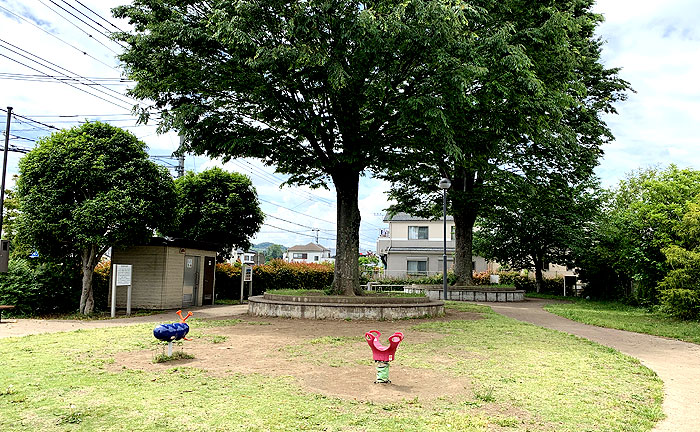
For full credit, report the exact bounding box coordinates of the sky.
[0,0,698,252]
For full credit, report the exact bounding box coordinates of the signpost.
[240,263,254,302]
[111,264,133,318]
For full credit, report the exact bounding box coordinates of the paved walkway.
[488,298,700,432]
[0,304,249,339]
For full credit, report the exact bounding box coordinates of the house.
[110,237,218,309]
[228,248,264,265]
[376,213,497,278]
[283,242,334,263]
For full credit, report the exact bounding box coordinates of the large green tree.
[166,167,264,257]
[16,122,176,314]
[383,0,629,284]
[113,0,483,295]
[474,174,600,292]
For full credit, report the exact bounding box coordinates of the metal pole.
[442,188,448,301]
[0,107,12,239]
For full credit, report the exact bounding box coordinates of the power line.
[70,0,126,33]
[262,223,336,242]
[0,51,132,111]
[0,4,118,72]
[44,0,127,50]
[0,38,135,108]
[0,109,60,131]
[56,0,126,46]
[36,0,121,55]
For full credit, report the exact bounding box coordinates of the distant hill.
[252,242,288,251]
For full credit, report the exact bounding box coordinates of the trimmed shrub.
[659,289,700,320]
[215,259,334,299]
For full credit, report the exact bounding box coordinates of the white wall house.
[283,243,334,264]
[376,213,498,278]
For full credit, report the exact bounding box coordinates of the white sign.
[115,264,132,286]
[244,266,253,282]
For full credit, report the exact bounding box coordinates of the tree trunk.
[453,211,477,286]
[331,169,361,296]
[532,253,544,293]
[79,245,98,315]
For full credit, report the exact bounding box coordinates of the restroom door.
[202,256,215,305]
[183,255,200,307]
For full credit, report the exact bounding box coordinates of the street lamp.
[438,178,451,301]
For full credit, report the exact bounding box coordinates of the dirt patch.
[111,310,482,403]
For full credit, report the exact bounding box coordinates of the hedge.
[215,259,334,299]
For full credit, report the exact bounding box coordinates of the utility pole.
[313,228,319,244]
[0,106,12,239]
[176,135,186,178]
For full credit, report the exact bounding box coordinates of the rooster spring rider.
[153,310,192,356]
[365,330,404,384]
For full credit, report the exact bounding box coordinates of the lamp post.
[438,178,451,301]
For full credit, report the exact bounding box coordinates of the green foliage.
[578,166,700,304]
[658,289,700,321]
[475,176,600,292]
[383,0,630,284]
[166,167,264,256]
[263,244,285,262]
[0,259,81,316]
[113,0,492,295]
[215,259,334,299]
[15,122,176,314]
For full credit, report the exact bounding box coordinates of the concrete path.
[488,298,700,432]
[0,304,249,339]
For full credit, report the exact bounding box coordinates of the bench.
[0,305,14,323]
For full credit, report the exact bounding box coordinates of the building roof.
[287,242,330,252]
[134,237,221,251]
[383,212,454,222]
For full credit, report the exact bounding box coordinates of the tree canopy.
[166,167,264,256]
[113,0,487,295]
[474,174,600,291]
[16,122,176,314]
[383,0,630,284]
[577,165,700,303]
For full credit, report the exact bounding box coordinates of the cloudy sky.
[0,0,698,252]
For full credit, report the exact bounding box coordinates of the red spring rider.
[365,330,404,384]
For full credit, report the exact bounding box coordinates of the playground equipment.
[153,310,192,356]
[365,330,404,384]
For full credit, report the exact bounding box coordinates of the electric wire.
[0,52,132,111]
[36,0,121,55]
[0,4,118,71]
[0,38,135,107]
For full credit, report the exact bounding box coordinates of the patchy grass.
[0,311,664,431]
[214,298,242,305]
[545,300,700,344]
[153,351,196,363]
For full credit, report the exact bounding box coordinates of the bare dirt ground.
[489,298,700,432]
[0,305,484,405]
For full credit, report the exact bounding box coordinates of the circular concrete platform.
[248,293,444,320]
[405,285,525,302]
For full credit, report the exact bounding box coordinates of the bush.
[659,289,700,320]
[0,259,82,316]
[215,259,335,299]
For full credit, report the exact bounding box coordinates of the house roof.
[383,212,454,222]
[139,237,221,251]
[287,242,330,252]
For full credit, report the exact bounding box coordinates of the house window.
[408,226,428,240]
[293,253,307,259]
[407,260,427,275]
[451,226,455,240]
[314,256,319,262]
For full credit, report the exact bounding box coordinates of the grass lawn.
[0,303,663,431]
[544,300,700,345]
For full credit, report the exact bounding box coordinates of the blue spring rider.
[153,310,192,356]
